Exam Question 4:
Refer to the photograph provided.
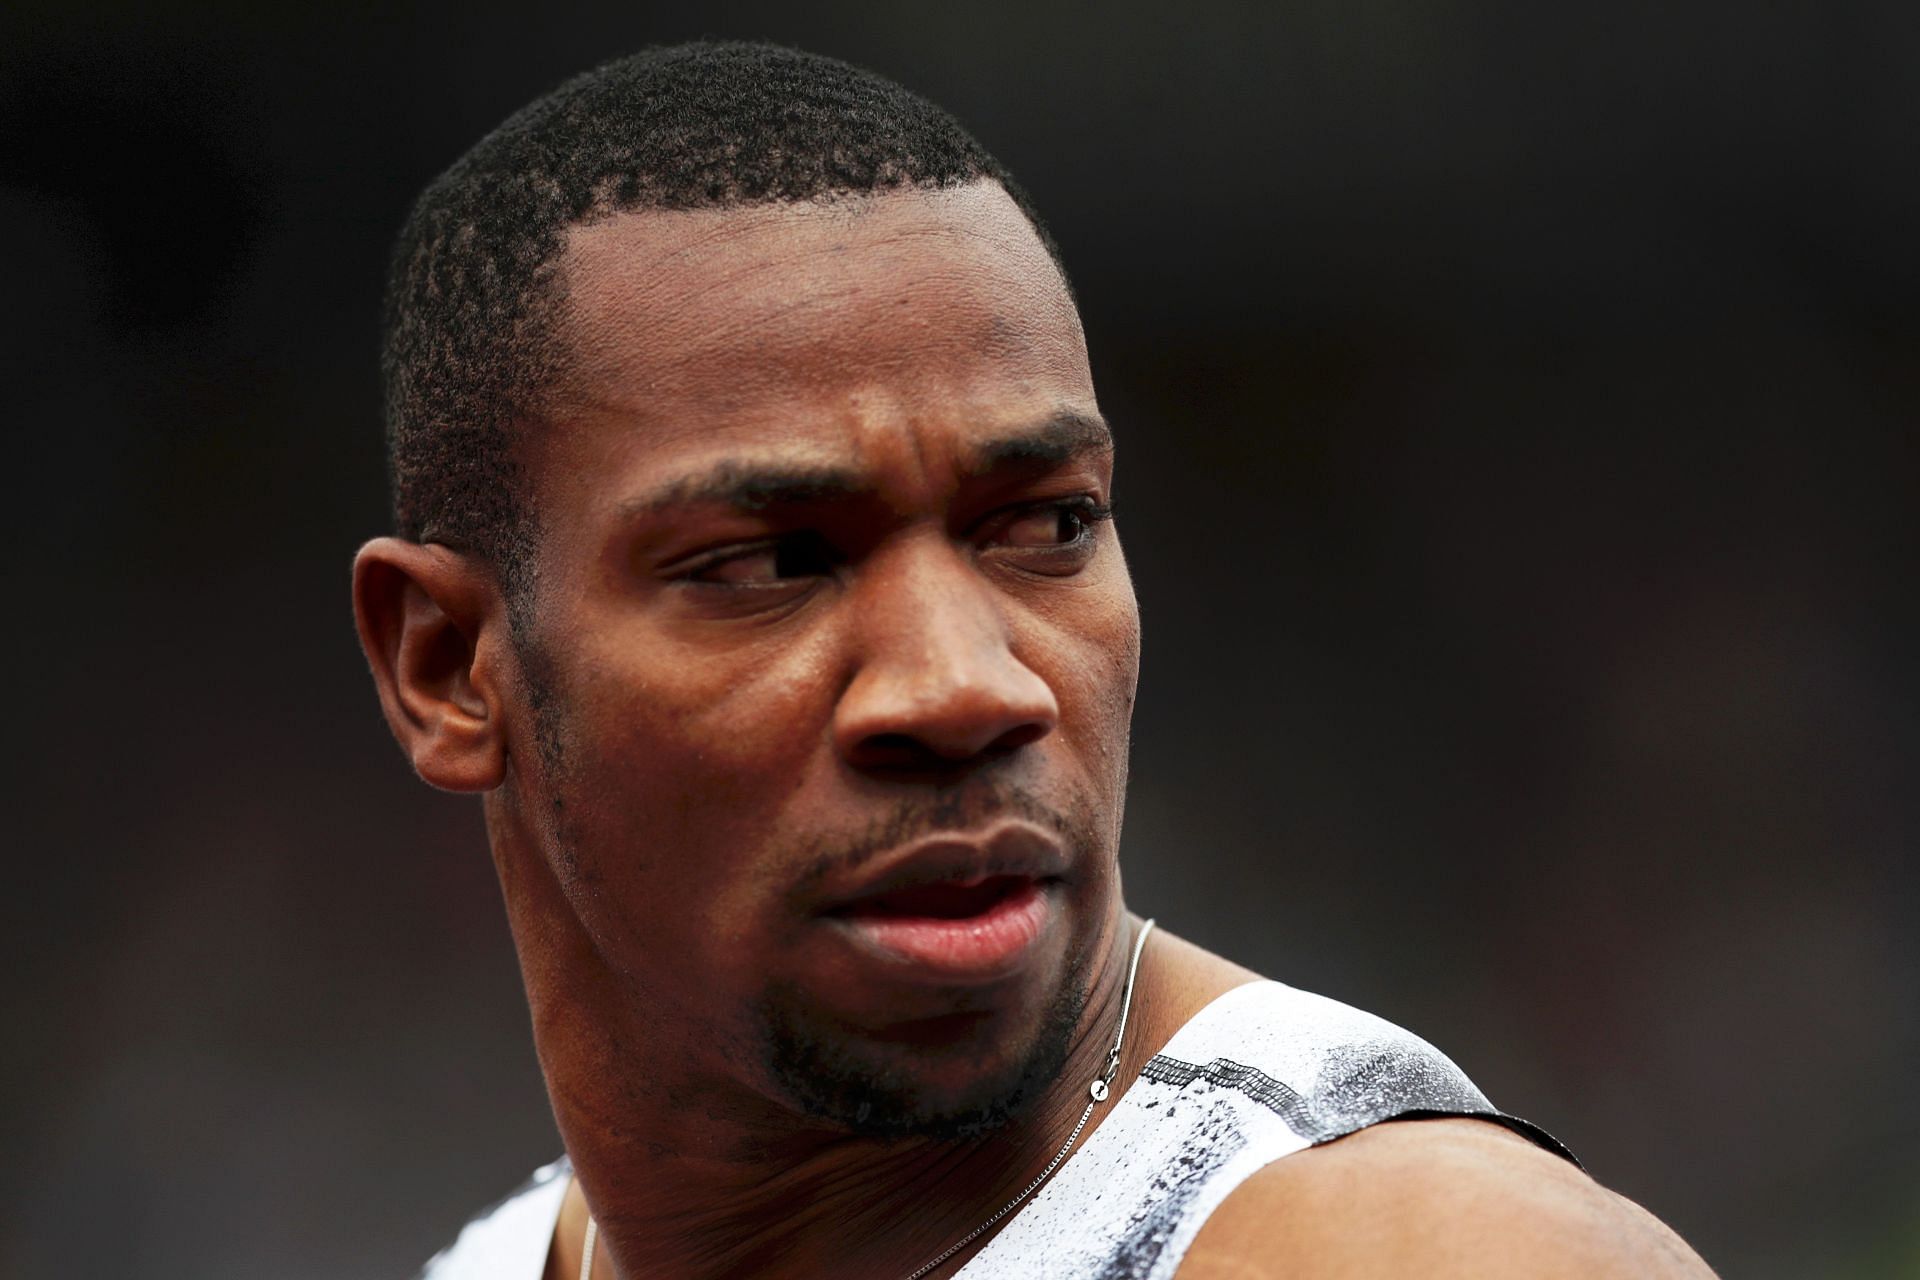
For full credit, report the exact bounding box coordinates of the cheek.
[1031,574,1141,783]
[559,628,840,858]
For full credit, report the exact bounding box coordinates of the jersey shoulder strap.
[954,979,1574,1280]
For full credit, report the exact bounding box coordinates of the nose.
[833,543,1060,772]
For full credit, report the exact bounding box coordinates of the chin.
[757,948,1093,1142]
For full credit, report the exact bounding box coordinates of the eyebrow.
[964,410,1114,477]
[620,462,867,520]
[618,411,1114,521]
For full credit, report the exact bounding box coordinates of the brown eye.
[684,532,839,587]
[1002,505,1084,547]
[997,498,1112,549]
[982,498,1114,579]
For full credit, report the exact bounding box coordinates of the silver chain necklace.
[578,917,1156,1280]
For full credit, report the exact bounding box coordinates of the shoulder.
[1145,977,1568,1156]
[1174,1118,1717,1279]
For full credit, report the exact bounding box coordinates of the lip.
[815,822,1069,984]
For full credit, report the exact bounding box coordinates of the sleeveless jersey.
[418,980,1573,1279]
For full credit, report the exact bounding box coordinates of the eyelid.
[669,530,847,594]
[655,492,1112,580]
[983,491,1121,541]
[971,491,1113,538]
[656,536,781,579]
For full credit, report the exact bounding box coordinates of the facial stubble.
[516,626,1118,1143]
[757,923,1098,1142]
[751,781,1112,1141]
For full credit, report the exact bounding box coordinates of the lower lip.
[831,880,1054,982]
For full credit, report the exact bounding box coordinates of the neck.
[526,897,1152,1279]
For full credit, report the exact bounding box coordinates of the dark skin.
[355,183,1716,1278]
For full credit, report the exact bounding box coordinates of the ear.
[352,537,511,792]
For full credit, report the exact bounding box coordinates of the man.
[354,41,1716,1279]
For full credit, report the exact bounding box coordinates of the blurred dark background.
[3,2,1915,1276]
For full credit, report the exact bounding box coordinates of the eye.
[999,498,1112,548]
[985,496,1113,574]
[680,531,839,587]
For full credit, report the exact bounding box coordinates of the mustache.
[787,780,1088,895]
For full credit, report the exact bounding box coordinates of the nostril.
[987,722,1049,755]
[854,732,936,770]
[847,719,1049,775]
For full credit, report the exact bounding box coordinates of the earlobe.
[352,537,510,793]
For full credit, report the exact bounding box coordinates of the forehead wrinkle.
[569,268,1058,391]
[537,185,1099,523]
[560,197,970,330]
[554,191,1079,395]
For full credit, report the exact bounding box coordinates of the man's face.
[505,183,1140,1137]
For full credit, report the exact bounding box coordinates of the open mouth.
[836,874,1034,921]
[827,875,1056,981]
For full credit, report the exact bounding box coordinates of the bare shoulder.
[1175,1117,1717,1279]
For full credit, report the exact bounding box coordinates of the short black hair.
[381,40,1065,596]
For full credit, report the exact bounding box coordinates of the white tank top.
[417,980,1571,1279]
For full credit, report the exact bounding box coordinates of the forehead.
[537,183,1095,492]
